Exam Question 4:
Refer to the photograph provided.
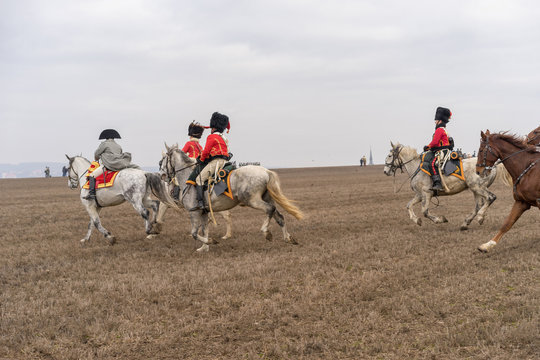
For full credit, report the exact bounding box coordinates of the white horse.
[160,145,304,252]
[151,146,233,241]
[383,142,511,229]
[66,155,179,245]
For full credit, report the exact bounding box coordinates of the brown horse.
[525,125,540,145]
[475,130,540,252]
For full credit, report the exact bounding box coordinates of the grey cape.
[94,139,139,171]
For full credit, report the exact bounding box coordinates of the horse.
[525,125,540,145]
[383,142,511,230]
[475,130,540,252]
[65,155,180,245]
[151,145,233,241]
[160,144,303,252]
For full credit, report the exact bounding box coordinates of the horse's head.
[65,154,80,189]
[383,142,404,176]
[476,130,499,177]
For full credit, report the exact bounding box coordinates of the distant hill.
[0,162,158,179]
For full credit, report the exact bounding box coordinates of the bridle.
[526,131,540,145]
[477,135,529,172]
[385,145,416,175]
[68,159,88,189]
[160,150,197,182]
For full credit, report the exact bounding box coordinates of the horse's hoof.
[415,218,422,226]
[441,216,449,223]
[196,244,210,252]
[460,225,468,231]
[153,223,162,233]
[477,246,488,253]
[477,217,485,225]
[79,239,88,246]
[265,232,273,241]
[478,240,496,253]
[146,234,157,240]
[221,235,232,240]
[107,236,116,246]
[287,236,298,245]
[209,238,219,245]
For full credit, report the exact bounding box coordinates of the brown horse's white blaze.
[476,130,540,252]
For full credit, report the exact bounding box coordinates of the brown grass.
[0,166,538,359]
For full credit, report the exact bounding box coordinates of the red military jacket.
[182,139,202,158]
[427,127,450,149]
[200,133,228,162]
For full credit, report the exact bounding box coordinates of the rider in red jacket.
[422,107,452,191]
[182,121,204,158]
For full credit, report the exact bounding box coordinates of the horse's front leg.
[478,200,530,252]
[407,193,423,226]
[421,190,448,224]
[189,210,210,252]
[475,190,497,225]
[461,193,483,231]
[84,203,116,245]
[220,210,232,240]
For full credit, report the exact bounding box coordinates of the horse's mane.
[492,132,538,154]
[396,143,420,159]
[170,147,196,164]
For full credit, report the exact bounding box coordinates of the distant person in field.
[422,107,453,191]
[62,165,68,177]
[361,156,367,166]
[186,112,231,210]
[170,121,205,200]
[44,166,51,178]
[84,129,135,200]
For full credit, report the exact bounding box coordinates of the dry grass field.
[1,165,539,359]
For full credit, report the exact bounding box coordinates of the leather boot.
[431,174,443,191]
[196,185,205,210]
[83,177,97,200]
[171,185,180,201]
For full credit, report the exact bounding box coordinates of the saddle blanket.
[420,153,465,181]
[210,166,235,200]
[83,162,119,189]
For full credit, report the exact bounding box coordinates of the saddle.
[206,162,236,200]
[82,162,119,189]
[421,150,465,181]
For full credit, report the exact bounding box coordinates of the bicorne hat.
[209,112,229,133]
[188,121,205,139]
[434,107,452,123]
[99,129,121,139]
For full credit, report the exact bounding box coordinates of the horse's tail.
[495,163,513,187]
[266,170,304,220]
[145,173,182,212]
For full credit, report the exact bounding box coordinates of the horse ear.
[480,131,486,140]
[65,154,73,162]
[164,142,170,151]
[486,129,491,135]
[390,141,395,148]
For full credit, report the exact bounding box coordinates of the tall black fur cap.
[99,129,121,139]
[434,107,452,123]
[209,112,229,132]
[188,121,205,138]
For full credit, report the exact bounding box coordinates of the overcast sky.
[1,0,539,168]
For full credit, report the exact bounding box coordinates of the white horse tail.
[266,170,304,220]
[145,173,182,212]
[495,163,513,187]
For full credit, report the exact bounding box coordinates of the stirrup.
[83,193,96,201]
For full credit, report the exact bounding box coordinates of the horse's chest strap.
[513,158,540,194]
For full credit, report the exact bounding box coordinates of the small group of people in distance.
[84,112,231,211]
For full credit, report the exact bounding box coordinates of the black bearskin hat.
[99,129,121,139]
[209,112,229,133]
[188,121,205,139]
[434,107,452,123]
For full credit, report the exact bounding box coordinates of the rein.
[386,146,421,193]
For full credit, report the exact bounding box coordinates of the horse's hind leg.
[189,211,210,252]
[260,192,296,244]
[460,193,483,231]
[248,194,276,241]
[273,208,297,244]
[143,197,162,238]
[476,190,497,225]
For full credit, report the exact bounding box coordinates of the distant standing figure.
[361,156,367,166]
[44,166,51,178]
[62,165,68,177]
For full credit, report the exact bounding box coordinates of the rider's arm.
[200,135,216,162]
[94,142,107,161]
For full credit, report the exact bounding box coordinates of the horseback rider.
[186,112,231,210]
[182,121,205,158]
[83,129,135,200]
[422,107,453,191]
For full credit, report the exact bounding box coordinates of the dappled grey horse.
[160,144,304,252]
[66,155,179,245]
[383,142,511,230]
